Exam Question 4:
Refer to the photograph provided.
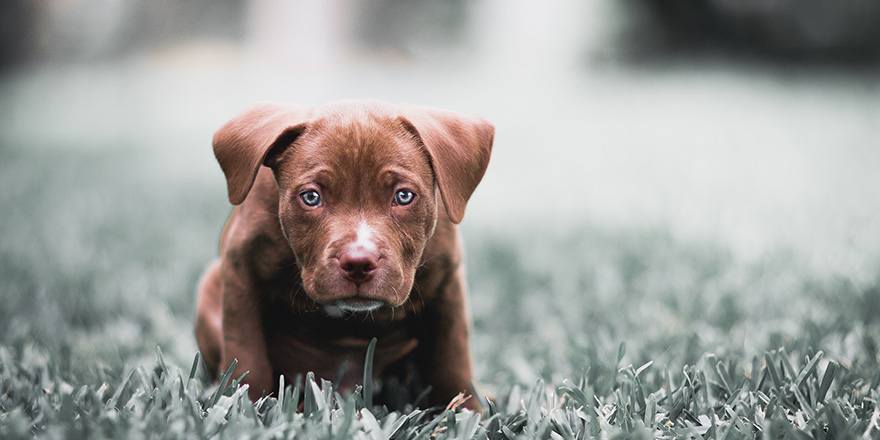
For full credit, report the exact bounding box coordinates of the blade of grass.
[794,351,823,389]
[413,386,432,409]
[277,373,285,412]
[333,395,356,440]
[210,359,238,408]
[333,360,348,390]
[363,337,377,410]
[817,361,838,402]
[470,380,486,414]
[559,379,592,410]
[155,346,168,378]
[763,353,783,391]
[105,368,135,410]
[777,348,796,380]
[304,371,319,417]
[187,352,201,385]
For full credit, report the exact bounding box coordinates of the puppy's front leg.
[419,264,482,412]
[219,260,274,402]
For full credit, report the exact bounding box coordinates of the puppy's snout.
[338,246,379,282]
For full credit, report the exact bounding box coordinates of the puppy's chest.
[262,308,420,387]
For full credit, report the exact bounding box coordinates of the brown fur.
[195,100,493,411]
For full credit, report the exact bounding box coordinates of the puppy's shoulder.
[421,215,464,271]
[220,169,294,280]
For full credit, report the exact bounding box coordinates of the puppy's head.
[213,101,493,314]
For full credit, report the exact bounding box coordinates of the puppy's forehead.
[317,100,398,118]
[293,105,428,172]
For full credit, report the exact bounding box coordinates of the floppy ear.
[399,105,494,224]
[213,103,312,205]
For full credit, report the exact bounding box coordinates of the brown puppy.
[195,100,493,411]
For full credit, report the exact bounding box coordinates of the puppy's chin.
[323,299,384,317]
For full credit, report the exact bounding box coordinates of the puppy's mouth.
[323,297,385,317]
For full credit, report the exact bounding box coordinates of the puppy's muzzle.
[322,243,387,316]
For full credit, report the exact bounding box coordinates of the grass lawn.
[1,141,878,439]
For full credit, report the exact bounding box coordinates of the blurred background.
[1,0,879,387]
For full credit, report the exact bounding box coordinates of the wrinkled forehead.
[287,111,433,183]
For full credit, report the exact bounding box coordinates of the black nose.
[338,247,379,282]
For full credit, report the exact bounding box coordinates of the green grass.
[1,147,879,438]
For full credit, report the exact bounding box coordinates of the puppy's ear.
[213,103,312,205]
[399,105,494,224]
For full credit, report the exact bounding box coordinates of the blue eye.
[300,190,322,207]
[394,189,415,206]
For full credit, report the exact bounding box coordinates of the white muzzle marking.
[354,221,378,252]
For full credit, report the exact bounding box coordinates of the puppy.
[195,100,493,411]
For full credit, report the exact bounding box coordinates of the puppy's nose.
[338,247,379,282]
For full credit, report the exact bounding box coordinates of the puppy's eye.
[393,189,415,206]
[300,190,322,207]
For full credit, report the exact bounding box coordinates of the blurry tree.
[0,0,245,69]
[0,1,38,69]
[636,0,880,61]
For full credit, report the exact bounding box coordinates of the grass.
[1,146,879,438]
